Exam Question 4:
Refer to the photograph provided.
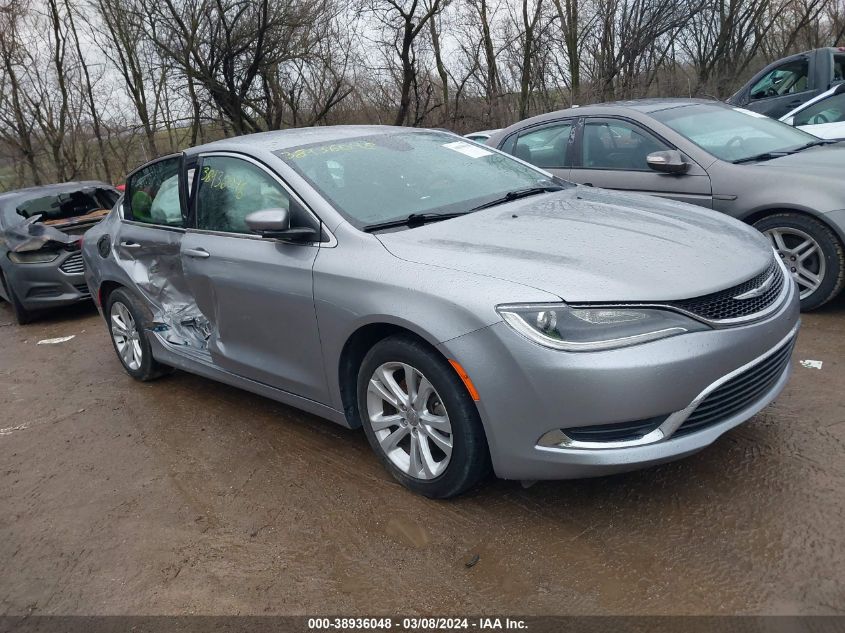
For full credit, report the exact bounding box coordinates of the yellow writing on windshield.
[280,141,376,160]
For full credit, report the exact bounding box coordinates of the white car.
[780,83,845,139]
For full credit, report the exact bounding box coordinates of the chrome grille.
[674,335,795,437]
[669,259,785,322]
[59,252,84,274]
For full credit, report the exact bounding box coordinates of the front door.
[568,117,713,209]
[180,153,328,403]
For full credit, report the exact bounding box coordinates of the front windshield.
[652,104,818,162]
[276,131,566,226]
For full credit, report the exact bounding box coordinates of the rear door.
[179,152,329,403]
[116,155,192,320]
[568,117,713,208]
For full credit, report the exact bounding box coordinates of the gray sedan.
[82,127,799,497]
[487,99,845,310]
[0,182,119,323]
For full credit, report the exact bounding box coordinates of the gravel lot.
[1,296,844,616]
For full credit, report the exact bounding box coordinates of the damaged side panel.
[110,218,211,349]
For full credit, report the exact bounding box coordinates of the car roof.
[535,98,722,119]
[185,125,450,156]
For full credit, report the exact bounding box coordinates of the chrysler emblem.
[734,273,775,300]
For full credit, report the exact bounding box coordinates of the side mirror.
[647,150,689,174]
[245,208,318,242]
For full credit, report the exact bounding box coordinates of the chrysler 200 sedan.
[82,127,800,498]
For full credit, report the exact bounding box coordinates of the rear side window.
[512,122,572,168]
[126,157,183,227]
[834,54,845,82]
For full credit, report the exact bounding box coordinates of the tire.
[106,288,172,381]
[0,270,35,325]
[753,213,845,311]
[357,335,491,498]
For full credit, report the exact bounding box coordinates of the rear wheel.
[0,271,35,325]
[754,213,845,311]
[106,288,171,381]
[357,336,490,498]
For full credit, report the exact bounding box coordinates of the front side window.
[750,59,810,100]
[581,119,669,170]
[126,157,183,227]
[513,122,572,168]
[794,92,845,126]
[652,104,817,162]
[195,156,307,234]
[277,131,564,227]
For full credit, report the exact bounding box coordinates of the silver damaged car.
[82,127,800,497]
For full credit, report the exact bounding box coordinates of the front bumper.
[439,280,801,481]
[6,250,91,310]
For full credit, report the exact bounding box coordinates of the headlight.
[496,303,708,351]
[8,250,60,264]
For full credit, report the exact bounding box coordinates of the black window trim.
[573,115,679,172]
[189,150,336,247]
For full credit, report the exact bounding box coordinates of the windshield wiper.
[469,185,564,211]
[733,151,790,164]
[790,139,838,152]
[734,139,839,163]
[362,211,469,233]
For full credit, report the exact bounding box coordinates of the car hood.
[375,187,772,303]
[747,144,845,177]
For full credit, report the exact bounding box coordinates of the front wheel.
[754,213,845,311]
[357,336,490,498]
[0,271,35,325]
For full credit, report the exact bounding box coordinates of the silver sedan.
[82,127,800,497]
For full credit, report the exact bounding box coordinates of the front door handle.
[120,241,140,249]
[184,248,210,259]
[583,182,594,187]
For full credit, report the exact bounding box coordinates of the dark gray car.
[487,99,845,310]
[0,182,120,323]
[82,127,799,498]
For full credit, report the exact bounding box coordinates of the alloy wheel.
[366,362,453,480]
[765,227,826,300]
[110,301,142,371]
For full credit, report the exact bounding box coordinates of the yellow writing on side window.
[280,141,376,160]
[201,166,247,199]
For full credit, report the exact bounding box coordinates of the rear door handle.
[120,241,140,249]
[184,248,210,259]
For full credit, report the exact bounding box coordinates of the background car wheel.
[357,335,490,498]
[0,270,35,325]
[106,288,172,381]
[753,213,845,311]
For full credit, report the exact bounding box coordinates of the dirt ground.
[1,295,844,617]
